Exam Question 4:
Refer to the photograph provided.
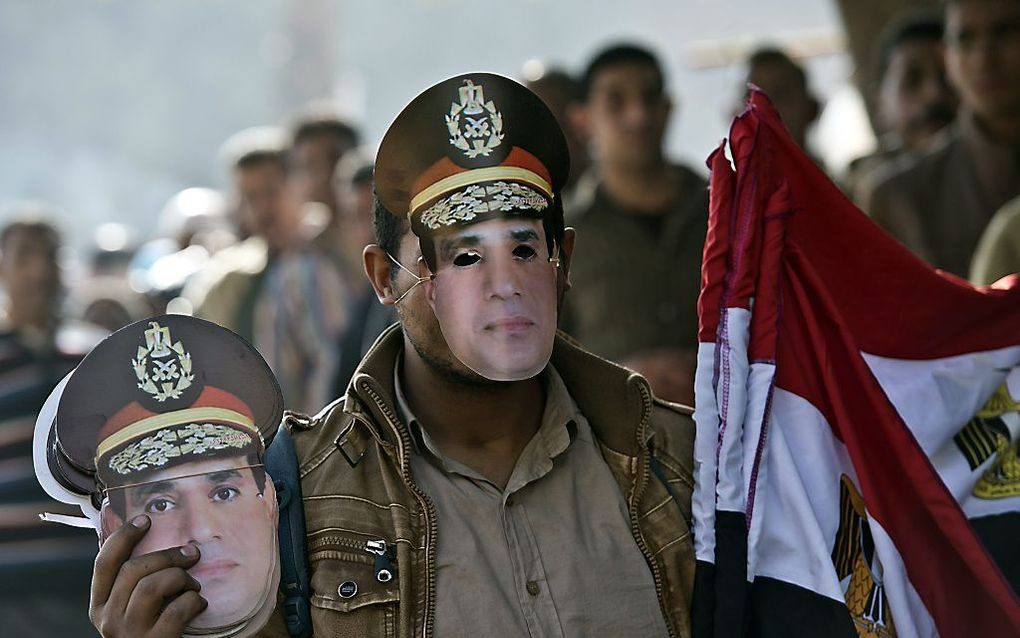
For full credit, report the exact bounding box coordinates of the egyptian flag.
[691,90,1020,637]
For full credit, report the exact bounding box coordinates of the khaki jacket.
[256,325,696,638]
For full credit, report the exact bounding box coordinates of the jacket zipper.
[367,539,396,583]
[308,535,396,583]
[361,384,438,638]
[307,535,371,554]
[629,381,679,638]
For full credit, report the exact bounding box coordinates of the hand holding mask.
[34,315,284,638]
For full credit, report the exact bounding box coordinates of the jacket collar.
[344,324,653,458]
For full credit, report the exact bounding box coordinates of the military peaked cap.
[48,315,283,496]
[375,72,570,238]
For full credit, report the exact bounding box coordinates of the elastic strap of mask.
[549,243,561,268]
[102,463,266,494]
[386,252,434,304]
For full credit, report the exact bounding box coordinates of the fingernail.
[130,515,149,528]
[181,544,199,557]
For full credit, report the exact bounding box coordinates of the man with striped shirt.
[0,213,103,636]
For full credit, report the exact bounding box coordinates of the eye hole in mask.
[512,244,538,261]
[453,251,482,267]
[448,244,543,269]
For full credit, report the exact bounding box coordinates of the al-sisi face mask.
[421,217,559,382]
[98,455,280,638]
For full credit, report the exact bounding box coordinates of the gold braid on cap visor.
[95,407,263,476]
[409,168,552,231]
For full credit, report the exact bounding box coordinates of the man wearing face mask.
[88,72,695,638]
[365,72,693,636]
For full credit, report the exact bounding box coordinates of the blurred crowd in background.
[1,0,1019,635]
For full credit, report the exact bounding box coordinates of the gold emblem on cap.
[419,181,549,230]
[107,422,253,475]
[131,321,195,402]
[446,80,504,159]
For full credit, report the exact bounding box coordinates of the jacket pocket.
[307,536,400,638]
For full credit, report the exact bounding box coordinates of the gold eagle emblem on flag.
[832,475,897,638]
[953,383,1020,500]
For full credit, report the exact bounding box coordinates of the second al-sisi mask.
[34,316,285,638]
[96,438,279,637]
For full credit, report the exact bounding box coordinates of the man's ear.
[559,227,576,291]
[363,245,397,305]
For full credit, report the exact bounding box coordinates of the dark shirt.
[862,111,1020,277]
[561,164,709,361]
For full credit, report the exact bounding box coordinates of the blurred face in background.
[289,132,355,214]
[878,37,958,149]
[584,62,670,170]
[234,159,301,253]
[528,75,589,186]
[337,177,377,267]
[745,59,819,150]
[0,228,60,326]
[945,0,1020,123]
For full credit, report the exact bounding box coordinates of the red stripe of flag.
[730,91,1020,634]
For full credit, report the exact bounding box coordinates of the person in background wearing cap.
[91,73,696,638]
[0,211,104,637]
[183,127,348,414]
[563,43,707,406]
